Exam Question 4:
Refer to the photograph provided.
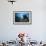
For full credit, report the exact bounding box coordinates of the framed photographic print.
[13,11,32,25]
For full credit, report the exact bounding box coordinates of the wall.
[0,0,46,41]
